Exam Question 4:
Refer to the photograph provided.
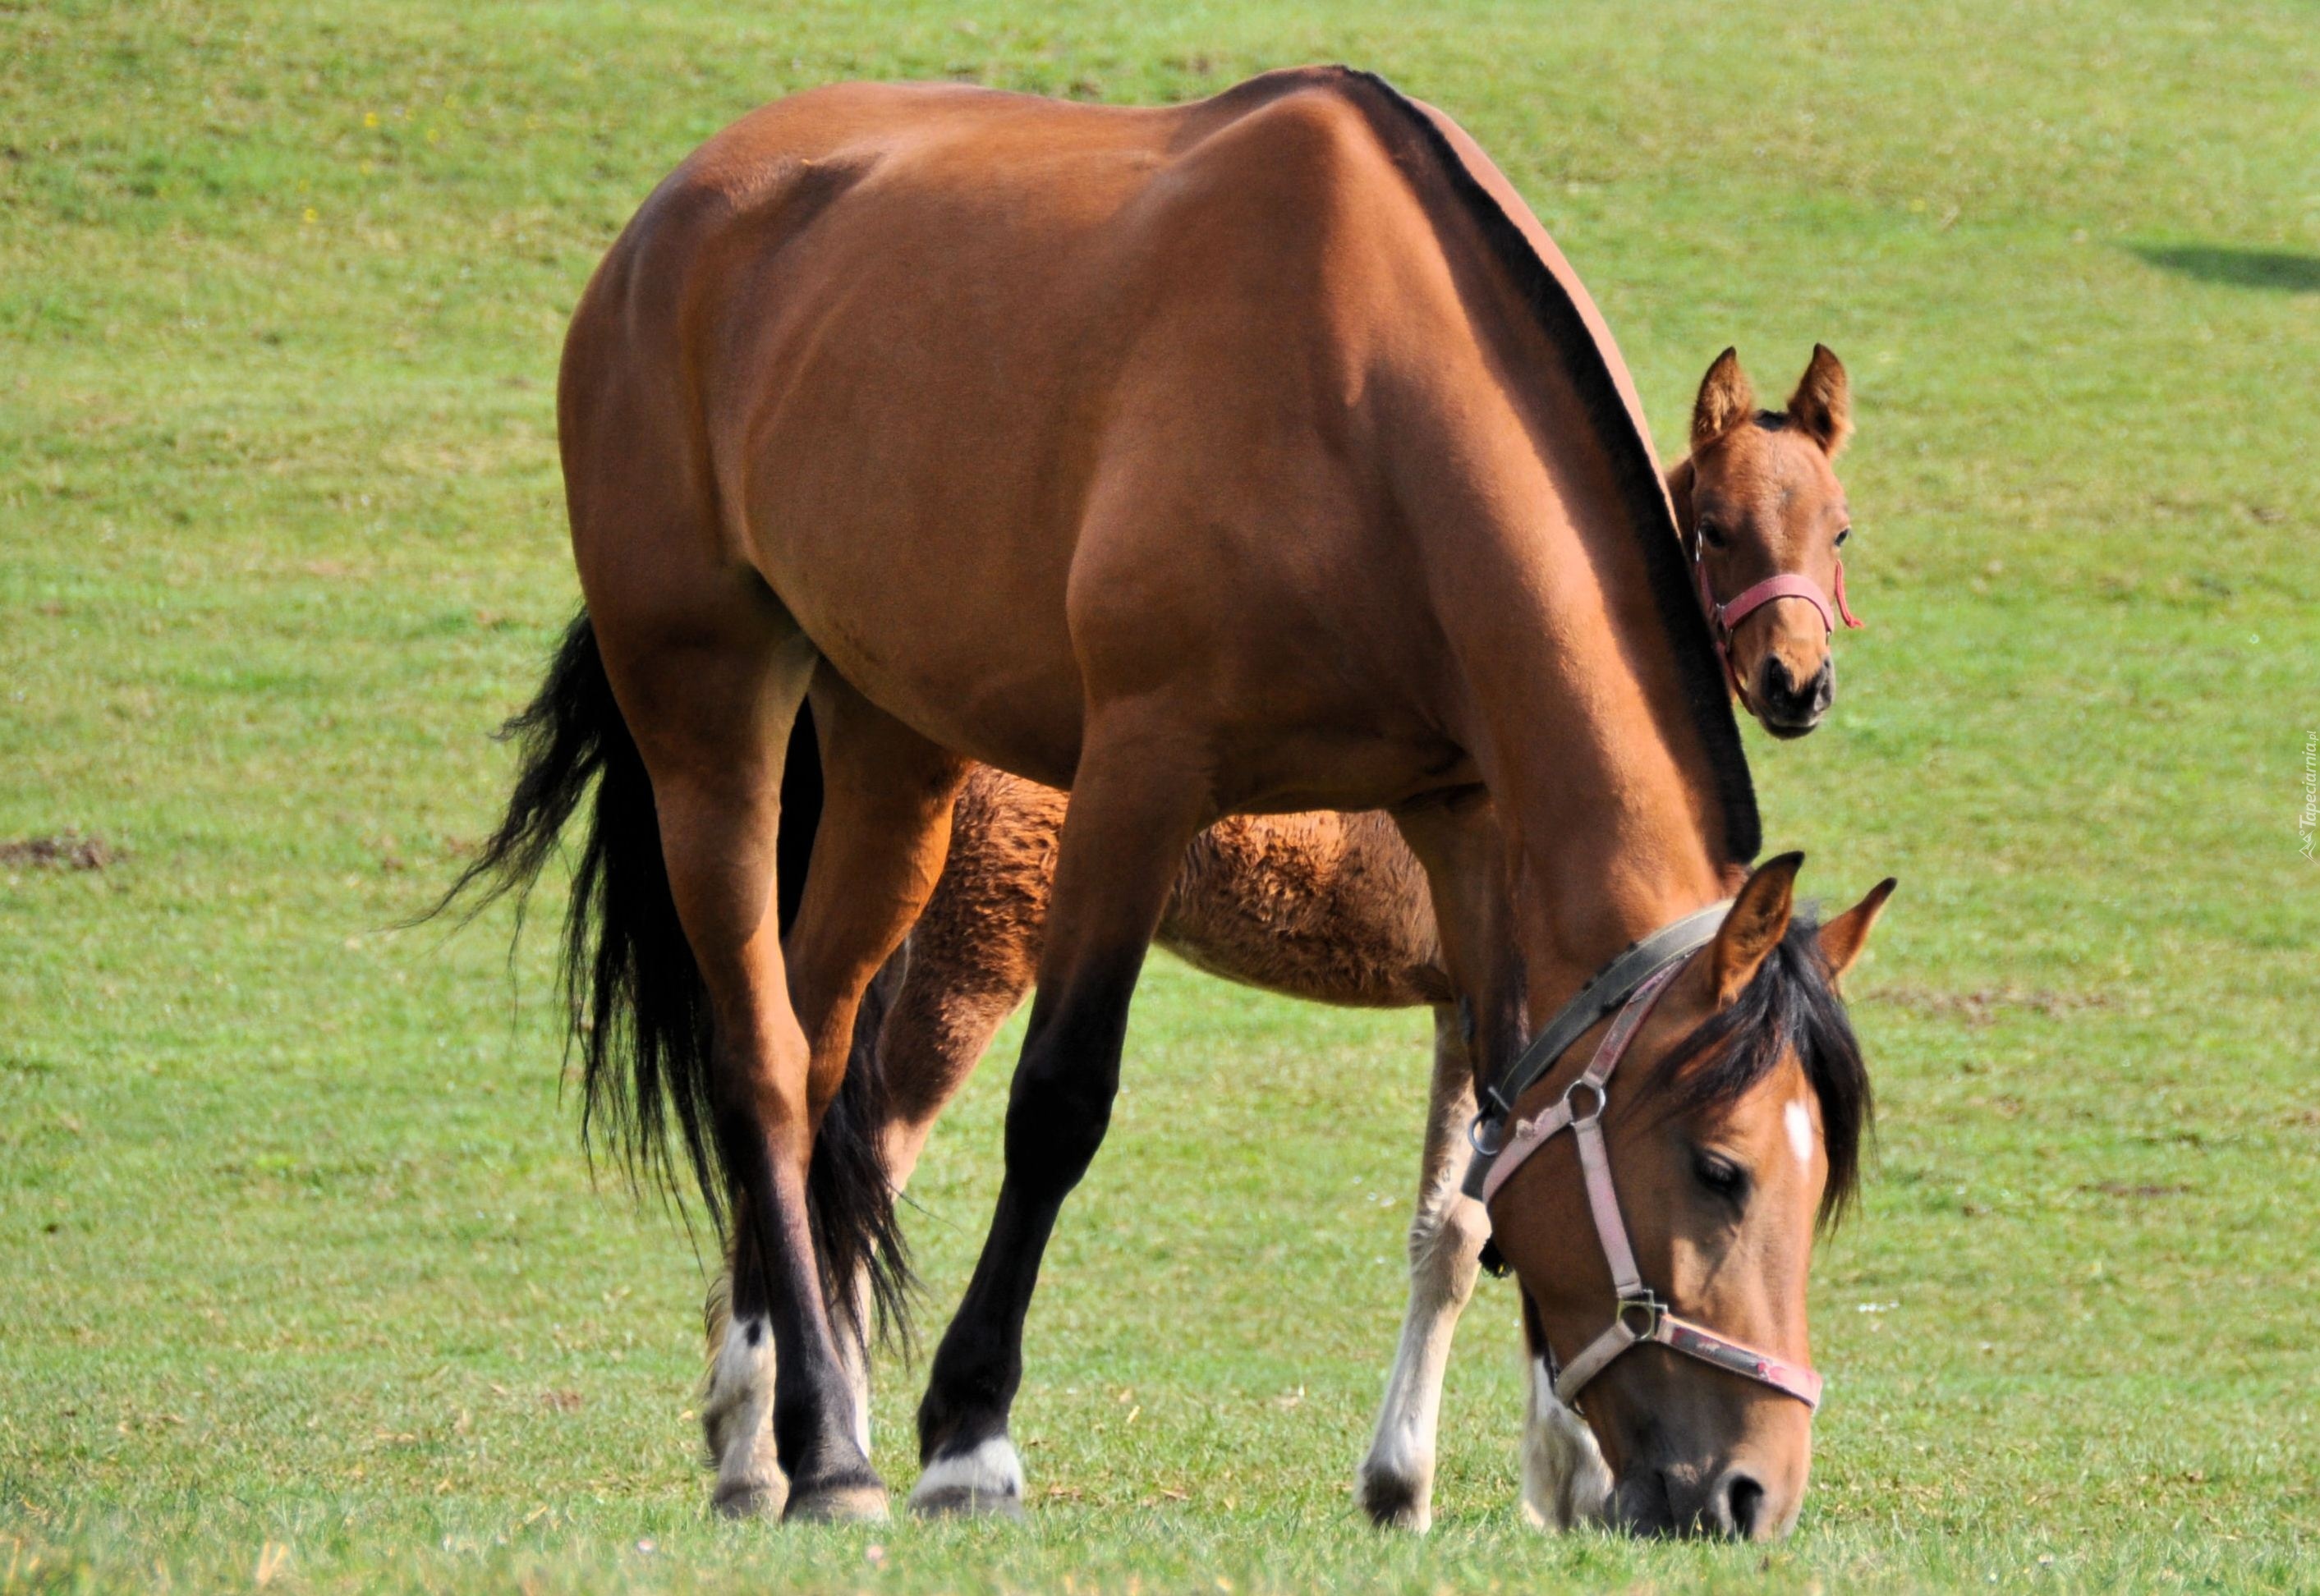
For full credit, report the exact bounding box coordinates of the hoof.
[910,1481,1026,1520]
[710,1474,787,1520]
[1356,1470,1432,1534]
[782,1475,891,1524]
[908,1435,1027,1519]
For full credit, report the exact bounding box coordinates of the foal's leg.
[1518,1293,1612,1529]
[910,723,1208,1515]
[696,667,966,1520]
[1355,1002,1490,1532]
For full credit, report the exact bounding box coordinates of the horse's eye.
[1835,526,1852,548]
[1698,518,1729,551]
[1693,1152,1750,1206]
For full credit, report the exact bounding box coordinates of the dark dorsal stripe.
[1335,68,1762,865]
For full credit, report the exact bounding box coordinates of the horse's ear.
[1786,344,1853,457]
[1816,877,1896,986]
[1709,851,1803,1006]
[1691,347,1753,448]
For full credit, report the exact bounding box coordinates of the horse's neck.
[1394,403,1735,1008]
[1356,93,1745,1002]
[1504,502,1732,1001]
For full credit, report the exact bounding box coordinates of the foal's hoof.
[782,1475,891,1524]
[710,1475,787,1520]
[907,1436,1027,1519]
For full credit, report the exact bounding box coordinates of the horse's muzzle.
[1610,1465,1788,1540]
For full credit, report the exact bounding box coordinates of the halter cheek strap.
[1476,947,1826,1413]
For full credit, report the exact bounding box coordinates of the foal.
[701,347,1866,1529]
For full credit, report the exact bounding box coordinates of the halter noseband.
[1463,908,1826,1413]
[1694,542,1864,699]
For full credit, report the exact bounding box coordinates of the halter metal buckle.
[1467,1113,1505,1158]
[1561,1076,1607,1126]
[1616,1291,1665,1341]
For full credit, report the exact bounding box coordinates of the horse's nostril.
[1716,1470,1767,1539]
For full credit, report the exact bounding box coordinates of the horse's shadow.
[2129,243,2320,294]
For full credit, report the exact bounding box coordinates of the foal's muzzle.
[1753,656,1833,737]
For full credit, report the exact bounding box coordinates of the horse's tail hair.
[810,940,916,1350]
[427,609,911,1349]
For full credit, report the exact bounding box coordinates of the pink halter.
[1696,545,1863,695]
[1477,959,1825,1412]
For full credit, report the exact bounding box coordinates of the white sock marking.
[702,1312,780,1502]
[909,1434,1023,1505]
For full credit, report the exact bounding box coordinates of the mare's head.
[1667,347,1860,738]
[1488,855,1892,1539]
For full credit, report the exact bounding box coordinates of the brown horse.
[446,66,1891,1534]
[706,346,1867,1530]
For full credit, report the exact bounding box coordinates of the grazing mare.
[717,346,1868,1530]
[446,66,1890,1535]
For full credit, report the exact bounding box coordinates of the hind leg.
[707,762,1058,1500]
[591,598,890,1521]
[694,667,966,1520]
[596,606,866,1517]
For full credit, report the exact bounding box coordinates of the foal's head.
[1489,855,1891,1538]
[1667,347,1859,738]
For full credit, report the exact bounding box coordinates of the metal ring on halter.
[1467,1113,1505,1158]
[1616,1294,1663,1340]
[1561,1077,1606,1126]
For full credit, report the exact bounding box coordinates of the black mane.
[1655,914,1873,1224]
[1338,67,1762,866]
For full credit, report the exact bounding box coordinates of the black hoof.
[1356,1470,1431,1532]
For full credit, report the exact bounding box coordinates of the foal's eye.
[1693,1152,1750,1206]
[1835,526,1852,548]
[1698,518,1729,550]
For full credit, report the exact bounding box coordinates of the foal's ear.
[1691,347,1754,448]
[1786,344,1854,457]
[1709,851,1803,1006]
[1816,877,1896,986]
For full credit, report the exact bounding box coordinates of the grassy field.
[3,0,2316,1589]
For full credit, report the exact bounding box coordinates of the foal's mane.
[1335,68,1762,867]
[1656,916,1872,1225]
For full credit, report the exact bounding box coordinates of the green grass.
[2,0,2315,1589]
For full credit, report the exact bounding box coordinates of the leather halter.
[1463,910,1826,1412]
[1694,543,1864,698]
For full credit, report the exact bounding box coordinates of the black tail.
[431,609,912,1347]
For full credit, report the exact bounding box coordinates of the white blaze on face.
[1785,1098,1816,1167]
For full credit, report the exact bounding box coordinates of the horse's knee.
[1002,1055,1118,1192]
